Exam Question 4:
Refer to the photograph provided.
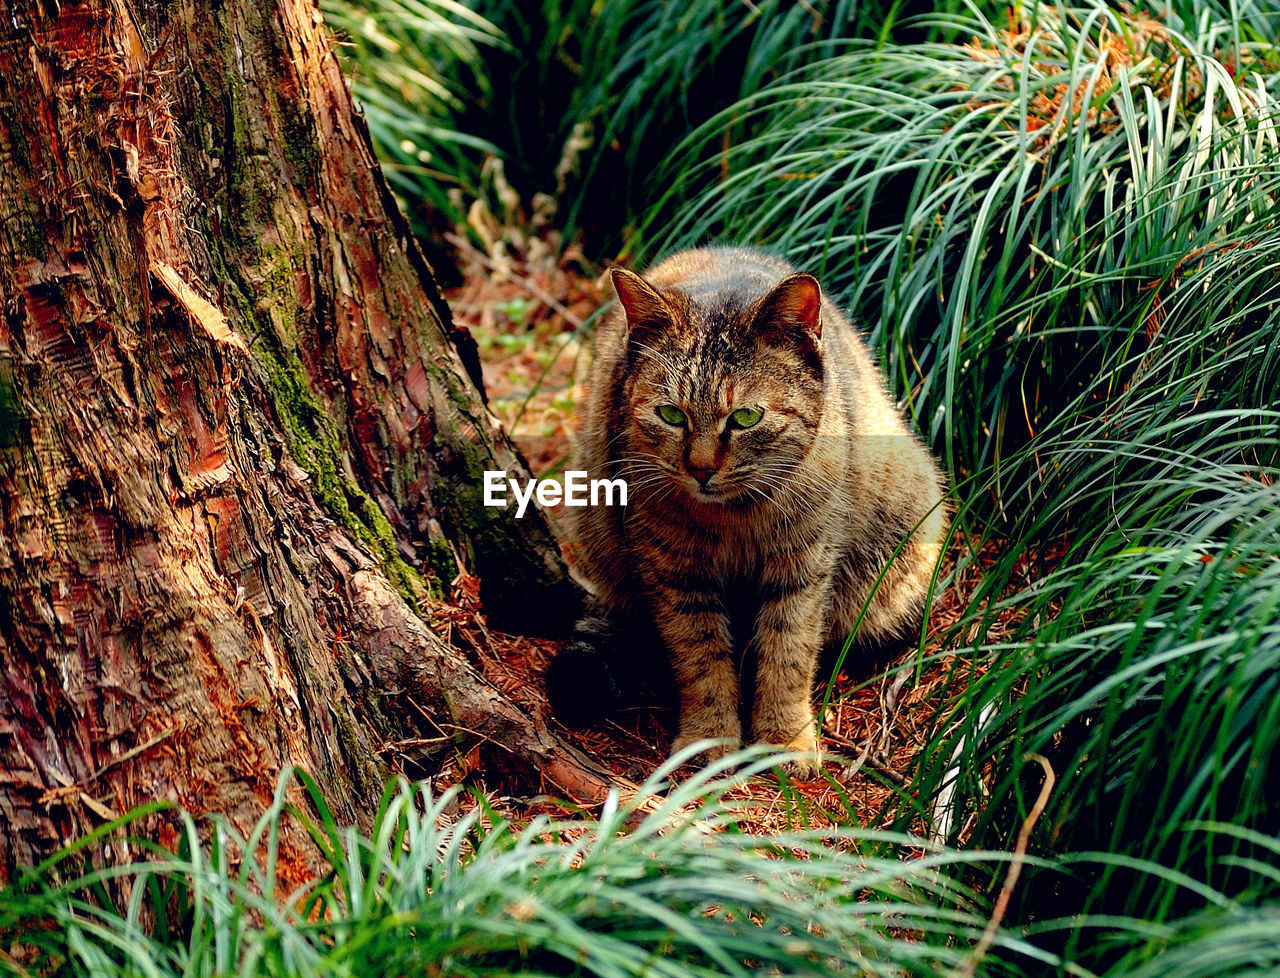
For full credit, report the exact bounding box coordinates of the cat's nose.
[685,438,719,486]
[685,462,717,485]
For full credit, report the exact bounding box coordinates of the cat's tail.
[546,606,638,727]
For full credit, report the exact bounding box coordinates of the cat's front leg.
[750,569,829,779]
[647,578,741,765]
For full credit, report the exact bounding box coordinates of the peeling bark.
[0,0,605,878]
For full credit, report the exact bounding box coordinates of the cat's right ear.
[756,273,823,343]
[611,268,670,345]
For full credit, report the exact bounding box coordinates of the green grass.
[642,0,1280,969]
[911,235,1280,954]
[3,755,1045,978]
[6,759,1276,976]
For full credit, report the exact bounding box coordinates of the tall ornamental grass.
[650,0,1280,967]
[2,757,1043,978]
[913,218,1280,963]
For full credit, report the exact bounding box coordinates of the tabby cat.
[549,247,947,777]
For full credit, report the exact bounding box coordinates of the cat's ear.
[611,268,671,343]
[755,273,823,344]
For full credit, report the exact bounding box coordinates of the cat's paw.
[776,752,821,781]
[756,723,822,780]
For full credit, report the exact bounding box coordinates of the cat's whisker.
[743,476,801,529]
[619,467,668,487]
[614,450,678,467]
[743,482,793,527]
[752,463,840,501]
[630,341,684,381]
[627,477,676,497]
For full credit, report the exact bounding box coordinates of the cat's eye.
[729,407,764,429]
[656,404,687,426]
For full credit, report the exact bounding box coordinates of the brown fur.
[567,247,947,776]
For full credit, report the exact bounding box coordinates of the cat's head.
[610,265,826,505]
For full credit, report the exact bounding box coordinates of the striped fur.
[558,248,948,777]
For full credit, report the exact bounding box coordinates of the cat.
[548,247,947,778]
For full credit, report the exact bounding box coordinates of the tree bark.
[0,0,611,879]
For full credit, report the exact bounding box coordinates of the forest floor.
[436,239,1008,836]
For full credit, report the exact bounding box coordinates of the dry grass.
[962,9,1187,151]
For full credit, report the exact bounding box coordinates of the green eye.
[729,407,764,429]
[656,404,687,426]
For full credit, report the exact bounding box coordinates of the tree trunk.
[0,0,614,879]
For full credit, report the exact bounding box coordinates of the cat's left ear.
[756,273,823,345]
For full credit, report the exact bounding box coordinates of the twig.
[378,735,454,753]
[90,727,176,780]
[445,232,586,331]
[953,753,1056,978]
[866,752,906,785]
[834,732,874,778]
[823,731,908,785]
